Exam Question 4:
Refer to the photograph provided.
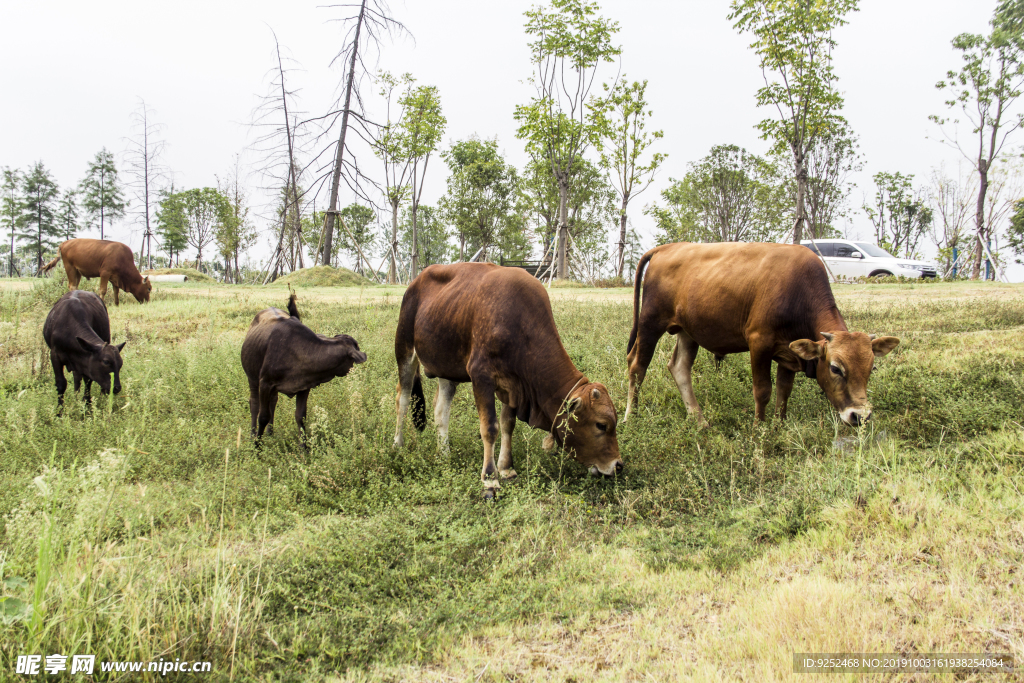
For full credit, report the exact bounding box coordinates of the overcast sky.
[2,0,1016,278]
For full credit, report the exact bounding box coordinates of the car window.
[811,242,835,257]
[804,243,822,256]
[854,242,895,258]
[834,244,860,258]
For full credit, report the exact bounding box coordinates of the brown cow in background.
[42,238,152,305]
[625,242,900,427]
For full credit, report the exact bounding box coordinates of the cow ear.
[143,276,150,284]
[871,336,900,358]
[77,336,100,354]
[349,348,367,364]
[566,396,582,414]
[789,339,822,361]
[116,341,126,353]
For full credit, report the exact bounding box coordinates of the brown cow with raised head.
[394,263,623,497]
[625,242,900,426]
[42,238,152,305]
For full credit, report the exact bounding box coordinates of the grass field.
[0,275,1021,682]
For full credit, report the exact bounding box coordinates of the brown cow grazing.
[42,238,152,305]
[241,294,366,445]
[394,263,623,497]
[43,290,125,410]
[625,242,900,426]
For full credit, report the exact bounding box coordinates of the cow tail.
[627,247,658,354]
[411,372,427,431]
[41,243,63,274]
[287,292,300,320]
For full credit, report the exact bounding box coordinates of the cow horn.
[591,388,600,400]
[820,332,834,342]
[868,333,877,340]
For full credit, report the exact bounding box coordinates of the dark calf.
[241,295,367,444]
[43,290,125,410]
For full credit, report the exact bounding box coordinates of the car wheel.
[868,270,893,278]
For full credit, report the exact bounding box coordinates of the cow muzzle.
[841,406,871,427]
[589,459,624,477]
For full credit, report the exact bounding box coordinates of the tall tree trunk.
[616,195,628,278]
[321,0,366,267]
[972,159,989,280]
[556,178,569,279]
[389,199,399,284]
[793,149,807,244]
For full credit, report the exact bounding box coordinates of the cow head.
[790,331,899,426]
[134,277,152,303]
[330,335,368,376]
[554,382,623,476]
[76,337,126,395]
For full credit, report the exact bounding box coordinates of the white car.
[800,239,936,280]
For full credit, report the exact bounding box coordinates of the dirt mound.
[275,266,375,287]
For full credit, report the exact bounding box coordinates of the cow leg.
[83,377,93,407]
[393,349,420,447]
[63,262,78,290]
[776,365,797,421]
[98,275,109,302]
[472,378,500,499]
[749,343,774,422]
[294,389,310,447]
[248,379,260,437]
[112,284,120,306]
[267,390,279,435]
[257,383,277,439]
[497,402,517,480]
[625,325,663,422]
[668,334,708,427]
[51,352,67,413]
[433,378,458,446]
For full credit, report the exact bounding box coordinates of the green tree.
[863,172,933,259]
[216,165,258,283]
[401,85,446,279]
[156,188,188,266]
[2,167,19,276]
[439,137,523,262]
[399,205,448,271]
[729,0,859,244]
[645,145,787,244]
[55,189,80,241]
[521,155,612,257]
[515,0,620,278]
[931,1,1024,280]
[373,72,416,283]
[338,204,377,272]
[79,148,127,240]
[591,77,665,277]
[177,188,231,271]
[804,129,861,239]
[19,162,61,273]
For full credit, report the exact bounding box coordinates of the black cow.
[43,290,125,410]
[241,294,367,445]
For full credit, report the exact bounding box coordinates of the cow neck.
[536,365,587,434]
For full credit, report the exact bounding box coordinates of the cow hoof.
[542,433,556,451]
[499,469,517,481]
[483,487,497,501]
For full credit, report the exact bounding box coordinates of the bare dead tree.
[314,0,408,268]
[124,99,167,270]
[251,31,311,283]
